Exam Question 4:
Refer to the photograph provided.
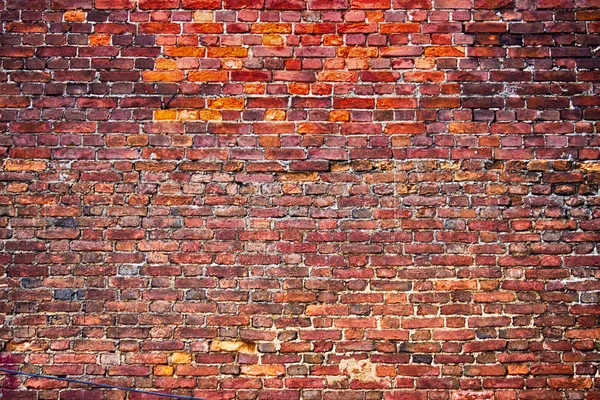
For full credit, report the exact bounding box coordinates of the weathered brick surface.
[0,0,599,398]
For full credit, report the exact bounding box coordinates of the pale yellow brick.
[265,110,286,121]
[154,365,175,376]
[193,11,214,22]
[210,340,256,354]
[4,160,46,171]
[171,352,191,364]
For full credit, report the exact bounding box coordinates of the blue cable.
[0,367,205,400]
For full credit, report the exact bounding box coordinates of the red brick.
[474,0,513,7]
[351,0,390,7]
[139,0,179,8]
[360,71,401,82]
[139,22,181,34]
[224,0,264,8]
[231,70,271,81]
[537,0,573,7]
[51,0,92,8]
[333,98,375,109]
[96,0,135,8]
[7,0,47,9]
[465,22,508,33]
[393,0,431,7]
[309,0,349,8]
[182,0,222,7]
[377,98,417,109]
[0,47,35,57]
[266,0,305,8]
[420,97,460,108]
[0,96,30,108]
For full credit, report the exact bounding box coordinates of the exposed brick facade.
[1,0,600,398]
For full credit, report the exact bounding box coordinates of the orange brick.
[250,23,292,34]
[548,378,592,389]
[208,98,245,109]
[265,110,286,121]
[64,10,85,22]
[153,110,177,120]
[507,364,528,375]
[241,365,286,376]
[377,98,417,109]
[163,47,206,57]
[424,46,466,57]
[8,182,29,192]
[435,280,478,290]
[262,34,284,46]
[404,71,446,82]
[324,35,344,46]
[289,83,310,95]
[330,110,350,122]
[142,71,184,82]
[244,84,266,94]
[4,160,47,171]
[199,110,223,121]
[154,365,175,376]
[317,71,359,82]
[156,59,178,70]
[89,34,111,46]
[188,70,229,82]
[171,353,192,364]
[207,47,249,58]
[183,22,223,33]
[448,122,489,134]
[366,11,385,21]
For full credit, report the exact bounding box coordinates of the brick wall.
[1,0,600,398]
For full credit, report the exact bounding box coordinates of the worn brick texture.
[1,0,600,398]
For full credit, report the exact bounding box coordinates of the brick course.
[0,0,599,398]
